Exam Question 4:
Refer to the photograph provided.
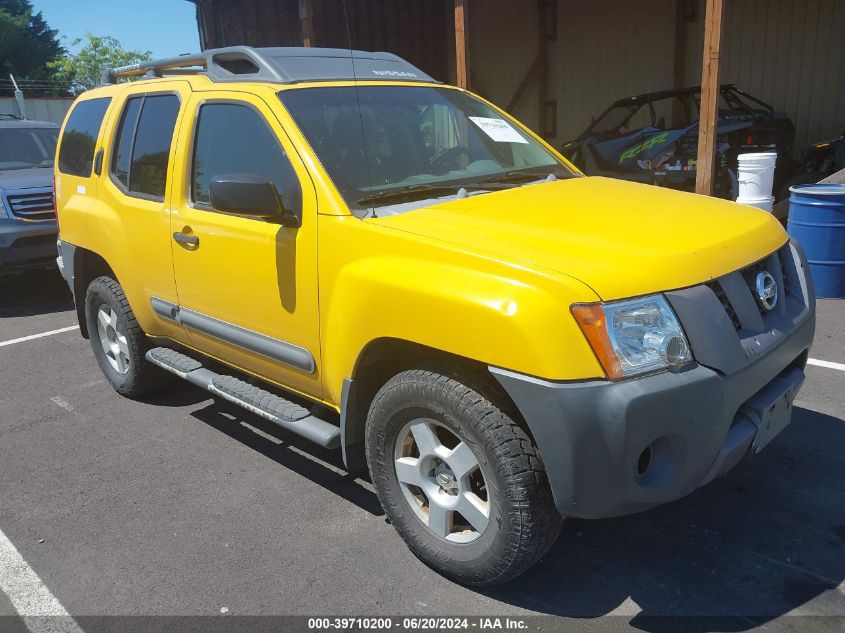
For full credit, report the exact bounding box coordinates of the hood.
[0,168,53,191]
[371,176,787,300]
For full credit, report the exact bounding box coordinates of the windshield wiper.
[474,168,565,186]
[357,184,467,206]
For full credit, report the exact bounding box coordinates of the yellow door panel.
[84,81,193,342]
[169,90,322,399]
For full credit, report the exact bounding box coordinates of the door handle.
[173,231,199,247]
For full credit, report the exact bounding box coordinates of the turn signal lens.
[571,304,623,379]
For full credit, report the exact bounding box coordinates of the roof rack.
[101,46,438,86]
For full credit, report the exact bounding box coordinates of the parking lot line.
[0,529,83,633]
[0,326,79,348]
[807,358,845,372]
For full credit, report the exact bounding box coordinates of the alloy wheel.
[393,418,490,543]
[96,304,130,375]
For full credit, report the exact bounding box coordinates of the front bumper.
[492,315,813,519]
[492,241,816,519]
[0,218,58,274]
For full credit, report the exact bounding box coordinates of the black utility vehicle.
[561,85,795,199]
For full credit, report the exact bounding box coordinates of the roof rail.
[101,46,437,86]
[100,52,207,84]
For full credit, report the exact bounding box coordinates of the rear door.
[168,90,322,398]
[55,96,113,248]
[98,81,192,343]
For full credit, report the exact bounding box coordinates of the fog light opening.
[637,445,653,477]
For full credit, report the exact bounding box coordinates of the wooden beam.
[454,0,469,89]
[695,0,724,196]
[298,0,314,48]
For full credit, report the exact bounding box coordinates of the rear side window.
[110,94,180,199]
[112,97,142,188]
[191,102,301,215]
[58,98,111,177]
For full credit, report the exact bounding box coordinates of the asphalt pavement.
[0,266,843,632]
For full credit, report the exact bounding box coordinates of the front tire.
[365,369,562,586]
[84,276,166,398]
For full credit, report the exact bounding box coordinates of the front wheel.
[365,369,562,586]
[84,276,167,398]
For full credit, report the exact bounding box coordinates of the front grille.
[6,191,55,221]
[707,280,742,330]
[780,256,791,297]
[708,245,795,332]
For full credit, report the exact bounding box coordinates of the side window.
[110,93,180,199]
[191,102,302,217]
[58,97,111,177]
[112,97,142,188]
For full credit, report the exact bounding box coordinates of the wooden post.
[695,0,724,195]
[454,0,469,89]
[299,0,314,48]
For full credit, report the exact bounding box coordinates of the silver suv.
[0,114,59,276]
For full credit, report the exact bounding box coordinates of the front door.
[168,91,322,399]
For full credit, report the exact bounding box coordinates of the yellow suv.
[55,46,816,586]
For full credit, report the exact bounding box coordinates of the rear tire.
[365,368,562,586]
[84,276,166,398]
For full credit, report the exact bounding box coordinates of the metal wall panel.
[548,0,676,144]
[468,0,677,143]
[315,0,451,81]
[468,0,541,126]
[195,0,301,48]
[684,0,845,149]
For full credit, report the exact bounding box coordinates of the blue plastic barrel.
[788,183,845,299]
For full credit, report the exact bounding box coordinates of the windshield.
[279,85,574,213]
[0,127,58,171]
[588,104,640,136]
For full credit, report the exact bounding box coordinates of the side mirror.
[209,174,301,227]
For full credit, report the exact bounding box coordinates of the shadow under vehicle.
[561,85,795,200]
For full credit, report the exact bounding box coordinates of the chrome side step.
[145,347,340,449]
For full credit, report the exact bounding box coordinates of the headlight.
[571,295,693,379]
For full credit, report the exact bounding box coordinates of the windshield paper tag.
[468,117,528,144]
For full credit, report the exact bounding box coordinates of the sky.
[31,0,200,59]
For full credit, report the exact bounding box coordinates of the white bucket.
[736,152,777,200]
[736,194,774,212]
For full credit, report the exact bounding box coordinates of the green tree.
[48,34,152,94]
[0,0,64,79]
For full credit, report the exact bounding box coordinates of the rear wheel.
[84,276,166,398]
[365,368,562,586]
